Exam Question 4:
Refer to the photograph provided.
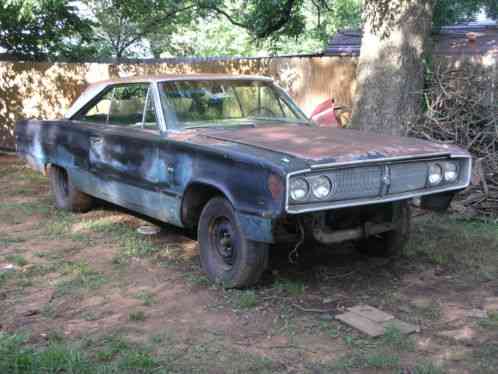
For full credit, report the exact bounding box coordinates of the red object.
[310,99,339,128]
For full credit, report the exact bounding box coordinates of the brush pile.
[408,61,498,219]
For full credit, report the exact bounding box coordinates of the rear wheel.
[48,165,93,212]
[198,197,268,288]
[355,201,411,257]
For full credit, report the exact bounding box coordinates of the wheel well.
[181,183,226,228]
[45,163,63,175]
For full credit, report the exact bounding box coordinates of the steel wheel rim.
[209,216,238,269]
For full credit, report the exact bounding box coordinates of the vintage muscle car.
[16,74,472,287]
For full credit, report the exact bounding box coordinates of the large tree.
[0,0,94,59]
[350,0,434,135]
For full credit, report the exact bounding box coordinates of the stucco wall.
[0,56,358,150]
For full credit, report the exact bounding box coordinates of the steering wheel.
[247,106,276,117]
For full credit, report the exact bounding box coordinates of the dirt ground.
[1,152,498,373]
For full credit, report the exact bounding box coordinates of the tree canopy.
[0,0,493,59]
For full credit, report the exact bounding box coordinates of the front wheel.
[355,201,411,257]
[198,197,268,288]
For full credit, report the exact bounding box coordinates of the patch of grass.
[23,263,59,278]
[334,351,400,370]
[5,254,28,267]
[41,303,57,319]
[133,290,157,306]
[406,215,498,280]
[410,361,445,374]
[94,335,130,362]
[0,333,91,374]
[0,237,25,247]
[55,261,107,297]
[117,351,158,370]
[15,168,47,184]
[477,312,498,329]
[0,332,161,373]
[274,278,305,297]
[0,201,51,224]
[0,271,13,286]
[416,301,442,321]
[81,217,160,258]
[334,328,413,371]
[129,310,146,322]
[318,321,340,338]
[474,342,498,373]
[226,289,258,309]
[380,326,415,352]
[184,272,210,286]
[45,211,75,238]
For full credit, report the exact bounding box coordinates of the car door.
[91,83,174,220]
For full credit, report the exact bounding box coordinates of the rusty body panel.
[15,75,472,245]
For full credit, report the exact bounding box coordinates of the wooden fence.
[0,56,358,150]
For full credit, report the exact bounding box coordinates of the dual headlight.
[428,161,459,186]
[290,175,334,202]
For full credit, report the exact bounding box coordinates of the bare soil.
[1,153,497,373]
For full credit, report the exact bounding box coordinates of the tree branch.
[208,5,248,29]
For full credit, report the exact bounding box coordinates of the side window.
[74,83,159,130]
[76,90,113,124]
[108,84,148,127]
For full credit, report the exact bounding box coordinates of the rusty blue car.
[16,74,472,287]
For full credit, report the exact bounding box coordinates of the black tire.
[355,201,411,257]
[198,197,269,288]
[48,165,93,213]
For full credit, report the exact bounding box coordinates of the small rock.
[136,225,160,235]
[1,264,16,272]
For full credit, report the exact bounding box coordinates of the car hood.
[200,125,467,165]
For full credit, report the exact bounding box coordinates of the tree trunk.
[351,0,434,136]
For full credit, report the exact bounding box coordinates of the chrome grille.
[330,166,382,201]
[287,156,472,213]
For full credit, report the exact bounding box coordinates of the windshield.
[159,79,310,129]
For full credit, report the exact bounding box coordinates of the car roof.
[89,73,273,87]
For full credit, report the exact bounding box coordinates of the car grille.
[287,157,471,213]
[329,166,382,201]
[291,161,433,205]
[389,163,428,194]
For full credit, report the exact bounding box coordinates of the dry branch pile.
[408,61,498,218]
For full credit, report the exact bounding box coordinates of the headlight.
[311,176,332,199]
[290,178,309,201]
[428,163,443,186]
[444,162,458,182]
